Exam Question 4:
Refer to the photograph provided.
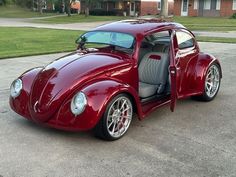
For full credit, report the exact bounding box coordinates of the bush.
[89,9,116,16]
[0,0,13,5]
[14,0,32,8]
[231,13,236,19]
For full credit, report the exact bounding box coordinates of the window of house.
[204,0,211,10]
[157,0,161,10]
[216,0,221,10]
[176,31,194,50]
[209,0,221,10]
[194,0,199,10]
[233,0,236,10]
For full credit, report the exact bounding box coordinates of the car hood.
[29,52,131,122]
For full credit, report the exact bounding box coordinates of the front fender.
[9,67,43,119]
[49,80,140,131]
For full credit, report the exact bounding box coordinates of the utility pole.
[160,0,168,17]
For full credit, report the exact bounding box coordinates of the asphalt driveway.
[0,42,236,177]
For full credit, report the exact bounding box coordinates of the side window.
[151,31,170,39]
[176,31,194,50]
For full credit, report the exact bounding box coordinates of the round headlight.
[10,79,23,98]
[71,92,87,116]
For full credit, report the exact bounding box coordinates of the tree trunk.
[38,0,43,14]
[66,0,71,17]
[85,7,90,17]
[160,0,168,18]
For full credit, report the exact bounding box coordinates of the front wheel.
[94,94,133,141]
[194,63,221,101]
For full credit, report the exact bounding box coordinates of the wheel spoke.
[122,107,130,114]
[122,115,131,120]
[112,121,117,133]
[108,119,115,129]
[207,70,212,78]
[120,100,127,111]
[119,121,125,133]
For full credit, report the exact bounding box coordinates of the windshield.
[77,31,135,49]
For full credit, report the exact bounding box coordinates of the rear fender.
[191,53,221,94]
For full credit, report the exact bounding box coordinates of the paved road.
[193,31,236,38]
[1,17,236,38]
[0,42,236,177]
[0,17,111,31]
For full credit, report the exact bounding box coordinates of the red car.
[10,19,222,140]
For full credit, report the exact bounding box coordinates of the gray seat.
[153,43,169,53]
[138,52,169,98]
[138,41,153,65]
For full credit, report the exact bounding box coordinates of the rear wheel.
[94,94,133,141]
[194,63,221,101]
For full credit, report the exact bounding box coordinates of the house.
[80,0,174,16]
[174,0,236,17]
[36,0,81,13]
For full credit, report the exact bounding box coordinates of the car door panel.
[175,30,199,98]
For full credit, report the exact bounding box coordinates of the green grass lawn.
[0,27,235,59]
[173,16,236,31]
[0,5,57,18]
[35,15,236,31]
[0,27,84,59]
[35,14,129,23]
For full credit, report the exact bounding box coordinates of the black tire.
[93,94,133,141]
[193,63,221,102]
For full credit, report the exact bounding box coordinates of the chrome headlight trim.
[70,92,87,116]
[10,79,23,98]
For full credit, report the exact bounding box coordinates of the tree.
[38,0,43,14]
[160,0,168,18]
[83,0,98,17]
[1,0,6,5]
[64,0,77,16]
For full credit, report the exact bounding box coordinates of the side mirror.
[75,37,81,44]
[76,36,87,50]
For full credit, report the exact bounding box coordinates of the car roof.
[93,19,186,37]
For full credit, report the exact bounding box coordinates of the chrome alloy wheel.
[106,96,133,138]
[205,65,220,98]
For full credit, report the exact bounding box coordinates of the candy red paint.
[10,19,222,131]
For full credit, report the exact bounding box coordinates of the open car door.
[169,30,178,112]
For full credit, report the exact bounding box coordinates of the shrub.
[231,13,236,19]
[14,0,32,8]
[89,9,116,16]
[0,0,13,5]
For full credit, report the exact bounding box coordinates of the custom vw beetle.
[10,19,222,140]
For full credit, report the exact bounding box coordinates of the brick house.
[80,0,174,16]
[174,0,236,17]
